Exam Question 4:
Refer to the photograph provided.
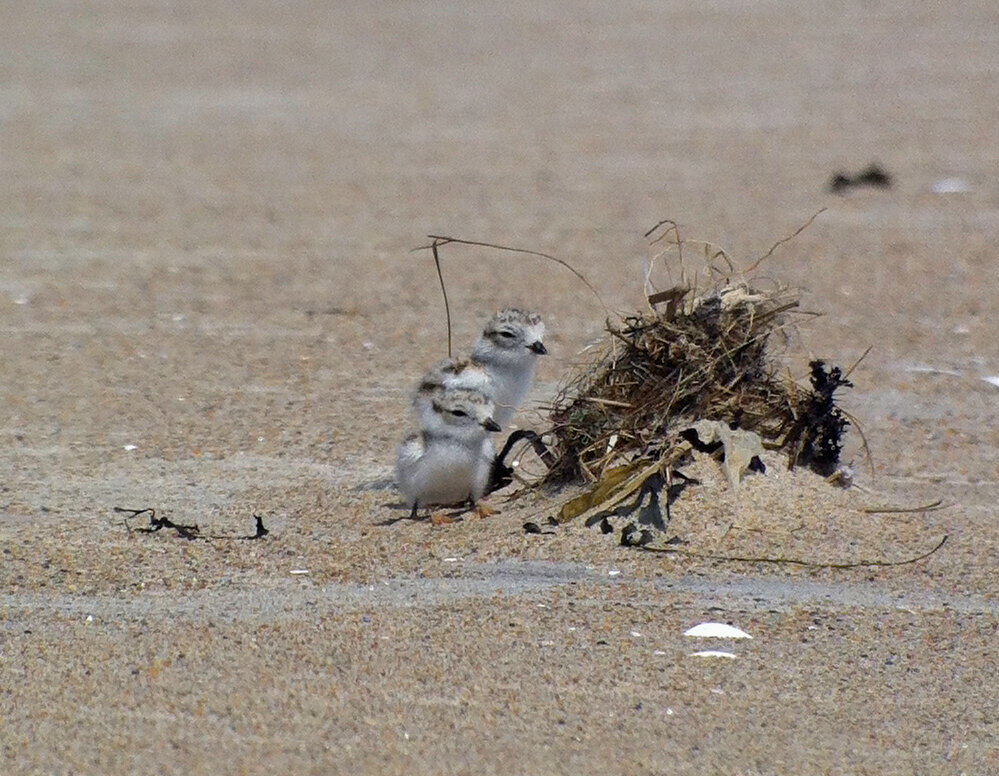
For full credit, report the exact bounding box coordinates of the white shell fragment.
[931,177,970,194]
[289,569,310,575]
[903,364,962,377]
[690,650,738,659]
[981,376,999,389]
[683,622,753,639]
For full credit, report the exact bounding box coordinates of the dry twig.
[639,534,948,568]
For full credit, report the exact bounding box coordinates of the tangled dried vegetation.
[535,219,855,525]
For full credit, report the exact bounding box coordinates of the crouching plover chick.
[396,387,501,523]
[471,308,547,429]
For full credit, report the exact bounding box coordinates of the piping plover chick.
[412,357,493,431]
[471,308,547,429]
[396,387,501,522]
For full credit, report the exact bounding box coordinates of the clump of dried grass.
[541,217,851,495]
[545,284,803,483]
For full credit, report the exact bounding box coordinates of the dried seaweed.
[115,507,269,541]
[785,360,853,476]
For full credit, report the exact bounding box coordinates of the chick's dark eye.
[451,410,467,417]
[499,331,515,339]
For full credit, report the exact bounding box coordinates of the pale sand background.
[2,1,999,773]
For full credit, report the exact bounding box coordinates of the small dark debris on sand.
[828,163,893,193]
[115,507,270,541]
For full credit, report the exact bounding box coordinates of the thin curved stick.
[419,234,608,315]
[644,218,678,240]
[840,407,875,480]
[843,344,873,379]
[863,500,946,514]
[640,533,948,568]
[744,208,827,273]
[430,240,453,358]
[645,219,684,288]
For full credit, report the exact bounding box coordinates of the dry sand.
[2,1,998,773]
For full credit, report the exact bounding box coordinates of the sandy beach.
[2,2,998,773]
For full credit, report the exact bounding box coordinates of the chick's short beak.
[528,340,548,355]
[482,418,502,433]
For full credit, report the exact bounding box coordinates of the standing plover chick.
[396,386,501,523]
[471,308,547,429]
